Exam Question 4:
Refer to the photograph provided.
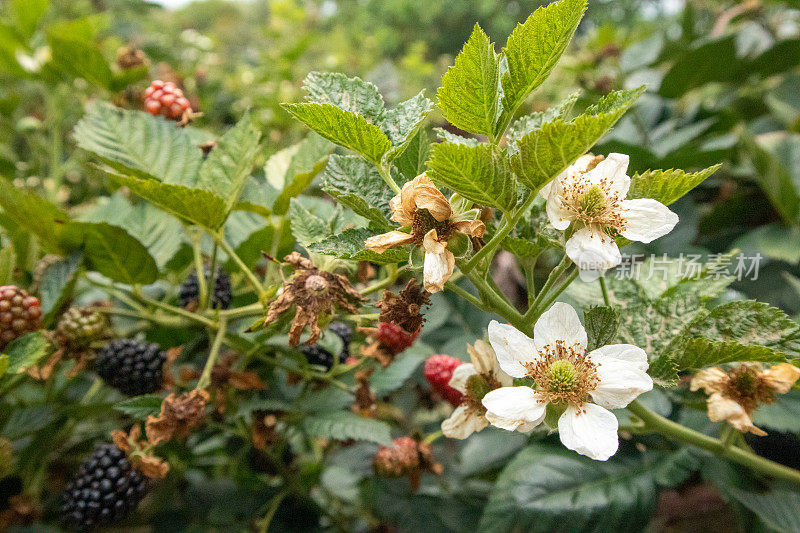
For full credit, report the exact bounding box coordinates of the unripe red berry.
[142,79,193,121]
[0,286,41,348]
[376,322,419,355]
[424,354,463,406]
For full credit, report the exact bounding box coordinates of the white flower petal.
[481,387,546,431]
[533,302,587,353]
[448,363,475,394]
[546,189,573,230]
[558,403,619,461]
[488,320,538,378]
[591,361,653,409]
[422,231,455,293]
[565,226,621,271]
[539,179,554,199]
[619,198,679,243]
[587,344,649,372]
[586,153,630,198]
[468,340,496,375]
[485,411,538,433]
[441,405,487,439]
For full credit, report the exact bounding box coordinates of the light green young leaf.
[506,92,579,145]
[235,176,280,217]
[288,199,330,247]
[0,178,69,253]
[38,252,82,324]
[628,165,720,206]
[303,71,385,122]
[303,411,392,446]
[394,129,430,181]
[3,331,52,374]
[108,173,228,230]
[322,155,394,228]
[437,24,500,137]
[283,103,392,165]
[498,0,587,133]
[47,33,112,90]
[308,228,407,264]
[0,246,15,285]
[12,0,49,36]
[382,92,432,161]
[61,222,159,285]
[269,134,334,216]
[428,142,517,212]
[73,103,205,184]
[511,86,644,193]
[196,113,261,211]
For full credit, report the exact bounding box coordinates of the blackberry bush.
[61,444,146,531]
[179,268,232,310]
[0,286,42,349]
[95,339,166,396]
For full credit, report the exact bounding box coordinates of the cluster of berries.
[0,286,41,348]
[298,321,353,370]
[143,80,192,121]
[178,268,232,310]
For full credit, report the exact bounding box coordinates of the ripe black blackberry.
[95,339,166,396]
[178,268,232,310]
[0,285,42,349]
[298,344,345,370]
[61,444,146,531]
[328,321,353,358]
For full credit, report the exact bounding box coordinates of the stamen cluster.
[560,175,627,233]
[525,340,599,406]
[411,209,452,244]
[723,364,776,413]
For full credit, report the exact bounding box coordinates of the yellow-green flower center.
[578,184,607,216]
[465,374,492,402]
[547,359,578,392]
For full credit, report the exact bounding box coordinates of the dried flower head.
[691,362,800,436]
[352,368,377,418]
[181,352,264,412]
[145,389,209,445]
[252,410,281,451]
[365,174,485,293]
[372,437,442,492]
[263,252,365,346]
[111,426,169,479]
[377,279,430,334]
[116,45,148,70]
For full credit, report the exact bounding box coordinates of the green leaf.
[498,0,587,133]
[395,129,430,181]
[0,245,15,285]
[3,331,52,374]
[727,487,800,532]
[322,155,394,228]
[196,113,261,211]
[268,133,334,216]
[506,92,579,145]
[584,305,620,352]
[658,36,739,99]
[754,389,800,433]
[303,71,385,122]
[0,178,69,253]
[61,222,159,285]
[741,131,800,224]
[108,173,228,230]
[308,228,407,264]
[501,200,561,258]
[38,252,82,324]
[0,354,7,378]
[303,411,392,445]
[428,142,516,212]
[733,224,800,264]
[73,103,205,184]
[113,394,165,419]
[628,165,720,206]
[288,199,329,247]
[235,176,280,217]
[511,87,644,193]
[661,338,786,376]
[479,444,686,533]
[371,344,433,396]
[283,103,391,165]
[79,194,184,269]
[437,24,500,137]
[12,0,49,36]
[47,34,112,90]
[382,92,432,161]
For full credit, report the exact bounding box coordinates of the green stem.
[535,269,578,317]
[188,227,209,309]
[523,256,538,307]
[376,163,401,195]
[599,275,611,306]
[464,193,536,272]
[444,280,483,309]
[627,400,800,485]
[422,429,443,445]
[197,316,228,389]
[214,232,268,301]
[217,302,264,319]
[525,255,572,321]
[207,242,219,310]
[460,263,532,336]
[256,489,289,533]
[362,264,398,296]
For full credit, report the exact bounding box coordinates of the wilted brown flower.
[181,352,264,412]
[145,389,209,445]
[691,362,800,435]
[111,425,169,479]
[116,45,148,69]
[372,437,442,492]
[352,368,377,418]
[377,279,430,334]
[252,411,281,451]
[263,252,364,345]
[365,174,485,293]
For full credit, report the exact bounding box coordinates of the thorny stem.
[626,400,800,486]
[197,316,228,389]
[214,232,268,301]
